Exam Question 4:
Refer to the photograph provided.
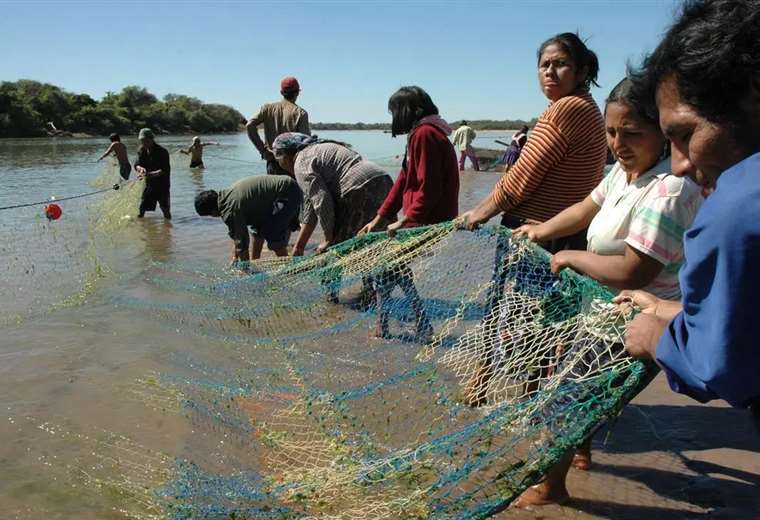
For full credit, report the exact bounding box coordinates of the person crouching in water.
[194,175,302,265]
[134,128,171,219]
[359,86,460,341]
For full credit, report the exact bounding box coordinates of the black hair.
[537,32,600,89]
[520,125,529,133]
[605,77,659,127]
[631,0,760,127]
[282,90,298,102]
[109,133,120,142]
[388,86,439,137]
[461,120,468,126]
[194,190,219,216]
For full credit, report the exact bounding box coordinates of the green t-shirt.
[218,175,298,255]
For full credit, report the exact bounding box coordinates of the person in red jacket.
[359,86,460,341]
[361,86,459,235]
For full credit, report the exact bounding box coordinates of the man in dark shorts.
[194,175,303,263]
[180,136,220,169]
[97,133,131,180]
[134,128,171,219]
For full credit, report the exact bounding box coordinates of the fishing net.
[25,222,651,519]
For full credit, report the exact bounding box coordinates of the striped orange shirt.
[491,91,607,223]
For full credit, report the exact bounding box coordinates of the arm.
[134,150,146,175]
[492,119,568,211]
[293,222,316,256]
[551,244,664,289]
[202,142,220,147]
[145,149,172,178]
[654,212,760,408]
[459,118,568,228]
[246,107,272,160]
[297,112,311,136]
[179,146,190,155]
[293,198,318,255]
[398,127,444,225]
[98,143,115,161]
[515,195,600,242]
[369,165,406,228]
[298,163,337,243]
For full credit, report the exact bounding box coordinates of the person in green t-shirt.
[194,175,303,262]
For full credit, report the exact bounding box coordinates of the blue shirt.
[657,151,760,432]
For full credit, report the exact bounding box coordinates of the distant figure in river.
[179,136,220,169]
[502,125,529,173]
[452,121,480,171]
[194,175,303,263]
[97,133,131,180]
[134,128,171,219]
[246,76,310,177]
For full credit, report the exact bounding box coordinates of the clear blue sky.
[2,1,681,123]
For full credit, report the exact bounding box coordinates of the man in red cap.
[246,76,310,176]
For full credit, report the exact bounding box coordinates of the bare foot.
[511,480,569,508]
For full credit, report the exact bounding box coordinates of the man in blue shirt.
[618,0,760,434]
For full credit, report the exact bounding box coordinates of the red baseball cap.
[280,76,300,93]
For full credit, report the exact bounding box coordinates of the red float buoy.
[44,203,62,220]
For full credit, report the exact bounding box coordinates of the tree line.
[0,79,537,138]
[0,80,246,138]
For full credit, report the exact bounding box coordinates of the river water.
[0,131,508,518]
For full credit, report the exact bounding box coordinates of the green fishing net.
[24,221,651,519]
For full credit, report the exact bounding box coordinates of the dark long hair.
[388,86,439,137]
[537,32,600,90]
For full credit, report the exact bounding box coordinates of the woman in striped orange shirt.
[457,33,609,407]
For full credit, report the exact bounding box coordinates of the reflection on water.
[0,131,502,518]
[140,219,175,263]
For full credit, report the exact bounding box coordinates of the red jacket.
[378,124,459,227]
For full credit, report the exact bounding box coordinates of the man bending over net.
[195,175,303,265]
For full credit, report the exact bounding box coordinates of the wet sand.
[496,373,760,519]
